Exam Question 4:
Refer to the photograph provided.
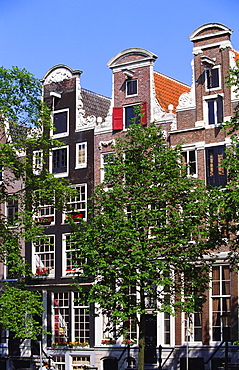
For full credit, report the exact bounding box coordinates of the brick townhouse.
[1,22,239,370]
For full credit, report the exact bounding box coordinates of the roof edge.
[107,48,158,68]
[190,22,233,42]
[42,64,82,85]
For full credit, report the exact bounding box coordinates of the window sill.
[52,172,68,178]
[33,274,54,279]
[75,164,87,170]
[126,94,138,98]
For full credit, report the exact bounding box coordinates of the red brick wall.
[113,65,151,124]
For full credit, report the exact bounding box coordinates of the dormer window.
[126,79,137,96]
[205,66,220,90]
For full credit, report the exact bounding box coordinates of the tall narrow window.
[184,312,202,342]
[6,196,18,226]
[33,150,43,175]
[182,150,197,177]
[65,184,87,222]
[125,105,140,128]
[207,96,223,125]
[33,236,55,277]
[206,67,220,90]
[63,234,84,276]
[52,147,68,174]
[53,110,68,136]
[206,146,226,186]
[211,265,230,341]
[53,292,69,343]
[123,286,137,342]
[126,79,137,96]
[73,292,90,343]
[76,142,87,169]
[101,152,114,184]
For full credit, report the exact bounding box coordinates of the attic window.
[52,109,69,137]
[126,79,137,96]
[205,67,220,90]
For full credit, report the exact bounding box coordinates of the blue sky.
[1,0,239,97]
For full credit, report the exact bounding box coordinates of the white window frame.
[33,150,43,175]
[181,147,198,178]
[51,292,90,346]
[32,235,55,277]
[51,108,69,138]
[205,65,221,92]
[52,355,65,370]
[52,292,69,344]
[210,264,231,343]
[35,204,55,226]
[126,79,138,97]
[75,142,87,169]
[63,184,87,223]
[182,312,202,344]
[72,291,90,344]
[101,152,114,183]
[50,145,69,178]
[203,93,224,127]
[62,234,83,277]
[71,355,91,370]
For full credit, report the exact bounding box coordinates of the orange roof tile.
[154,71,190,113]
[233,50,239,64]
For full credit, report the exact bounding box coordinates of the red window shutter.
[112,107,123,130]
[140,102,147,125]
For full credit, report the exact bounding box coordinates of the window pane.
[125,106,140,127]
[208,100,215,124]
[54,111,67,134]
[208,149,214,176]
[53,148,67,173]
[127,80,137,95]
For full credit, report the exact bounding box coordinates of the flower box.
[35,217,53,225]
[69,341,89,348]
[121,339,137,345]
[101,339,116,345]
[52,342,68,348]
[66,212,83,222]
[35,267,49,277]
[52,341,89,348]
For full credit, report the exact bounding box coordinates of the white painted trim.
[50,145,69,178]
[111,59,155,73]
[51,108,69,138]
[193,40,232,55]
[204,65,222,92]
[75,141,87,169]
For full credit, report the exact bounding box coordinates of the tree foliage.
[214,61,239,265]
[0,66,74,339]
[0,286,44,340]
[72,123,214,369]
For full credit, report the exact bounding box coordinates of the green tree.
[214,61,239,266]
[72,123,214,370]
[0,66,73,339]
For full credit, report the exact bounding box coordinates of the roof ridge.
[81,87,111,100]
